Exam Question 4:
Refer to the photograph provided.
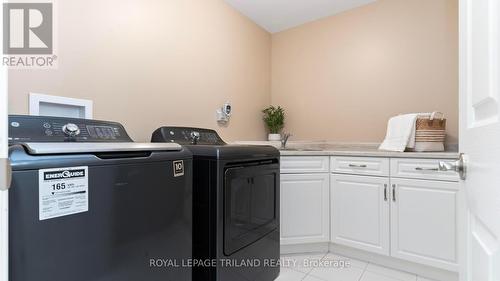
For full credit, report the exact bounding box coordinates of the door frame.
[0,3,9,281]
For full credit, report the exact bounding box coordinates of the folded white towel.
[379,114,420,152]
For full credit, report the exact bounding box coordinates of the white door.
[280,173,330,245]
[390,178,459,272]
[459,0,500,280]
[0,6,10,281]
[330,174,390,256]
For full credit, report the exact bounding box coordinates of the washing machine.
[8,115,193,281]
[152,126,280,281]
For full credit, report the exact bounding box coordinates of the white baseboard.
[280,242,459,281]
[329,243,459,281]
[281,243,329,255]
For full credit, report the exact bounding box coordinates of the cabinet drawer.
[331,157,389,177]
[280,156,329,174]
[391,158,459,182]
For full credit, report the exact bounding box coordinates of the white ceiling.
[225,0,377,33]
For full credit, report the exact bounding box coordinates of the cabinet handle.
[392,184,396,202]
[384,184,388,201]
[415,167,439,171]
[349,164,367,168]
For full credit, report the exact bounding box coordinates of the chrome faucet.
[281,133,292,149]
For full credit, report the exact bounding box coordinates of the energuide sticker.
[173,160,184,177]
[39,166,89,221]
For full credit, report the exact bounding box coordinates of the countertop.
[232,141,460,159]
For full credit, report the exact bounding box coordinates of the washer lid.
[21,142,182,155]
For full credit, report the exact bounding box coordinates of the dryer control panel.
[8,115,133,143]
[152,127,226,145]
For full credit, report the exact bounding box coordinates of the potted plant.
[262,106,285,141]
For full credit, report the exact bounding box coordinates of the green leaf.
[262,106,285,134]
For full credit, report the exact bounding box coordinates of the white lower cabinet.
[280,156,460,274]
[280,173,330,245]
[331,174,390,255]
[329,173,459,271]
[390,178,459,271]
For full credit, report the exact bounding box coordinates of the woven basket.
[409,112,446,152]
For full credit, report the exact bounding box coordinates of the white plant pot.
[268,134,281,141]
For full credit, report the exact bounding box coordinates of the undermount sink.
[279,148,323,151]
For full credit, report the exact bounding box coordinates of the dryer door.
[223,162,279,256]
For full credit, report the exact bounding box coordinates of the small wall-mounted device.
[216,102,232,125]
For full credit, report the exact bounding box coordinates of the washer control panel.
[152,127,225,145]
[8,115,132,143]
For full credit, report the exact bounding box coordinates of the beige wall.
[9,0,459,144]
[272,0,458,144]
[8,0,271,142]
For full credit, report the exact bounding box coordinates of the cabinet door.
[280,174,330,245]
[331,174,390,255]
[390,178,458,272]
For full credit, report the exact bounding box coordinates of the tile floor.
[277,253,439,281]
